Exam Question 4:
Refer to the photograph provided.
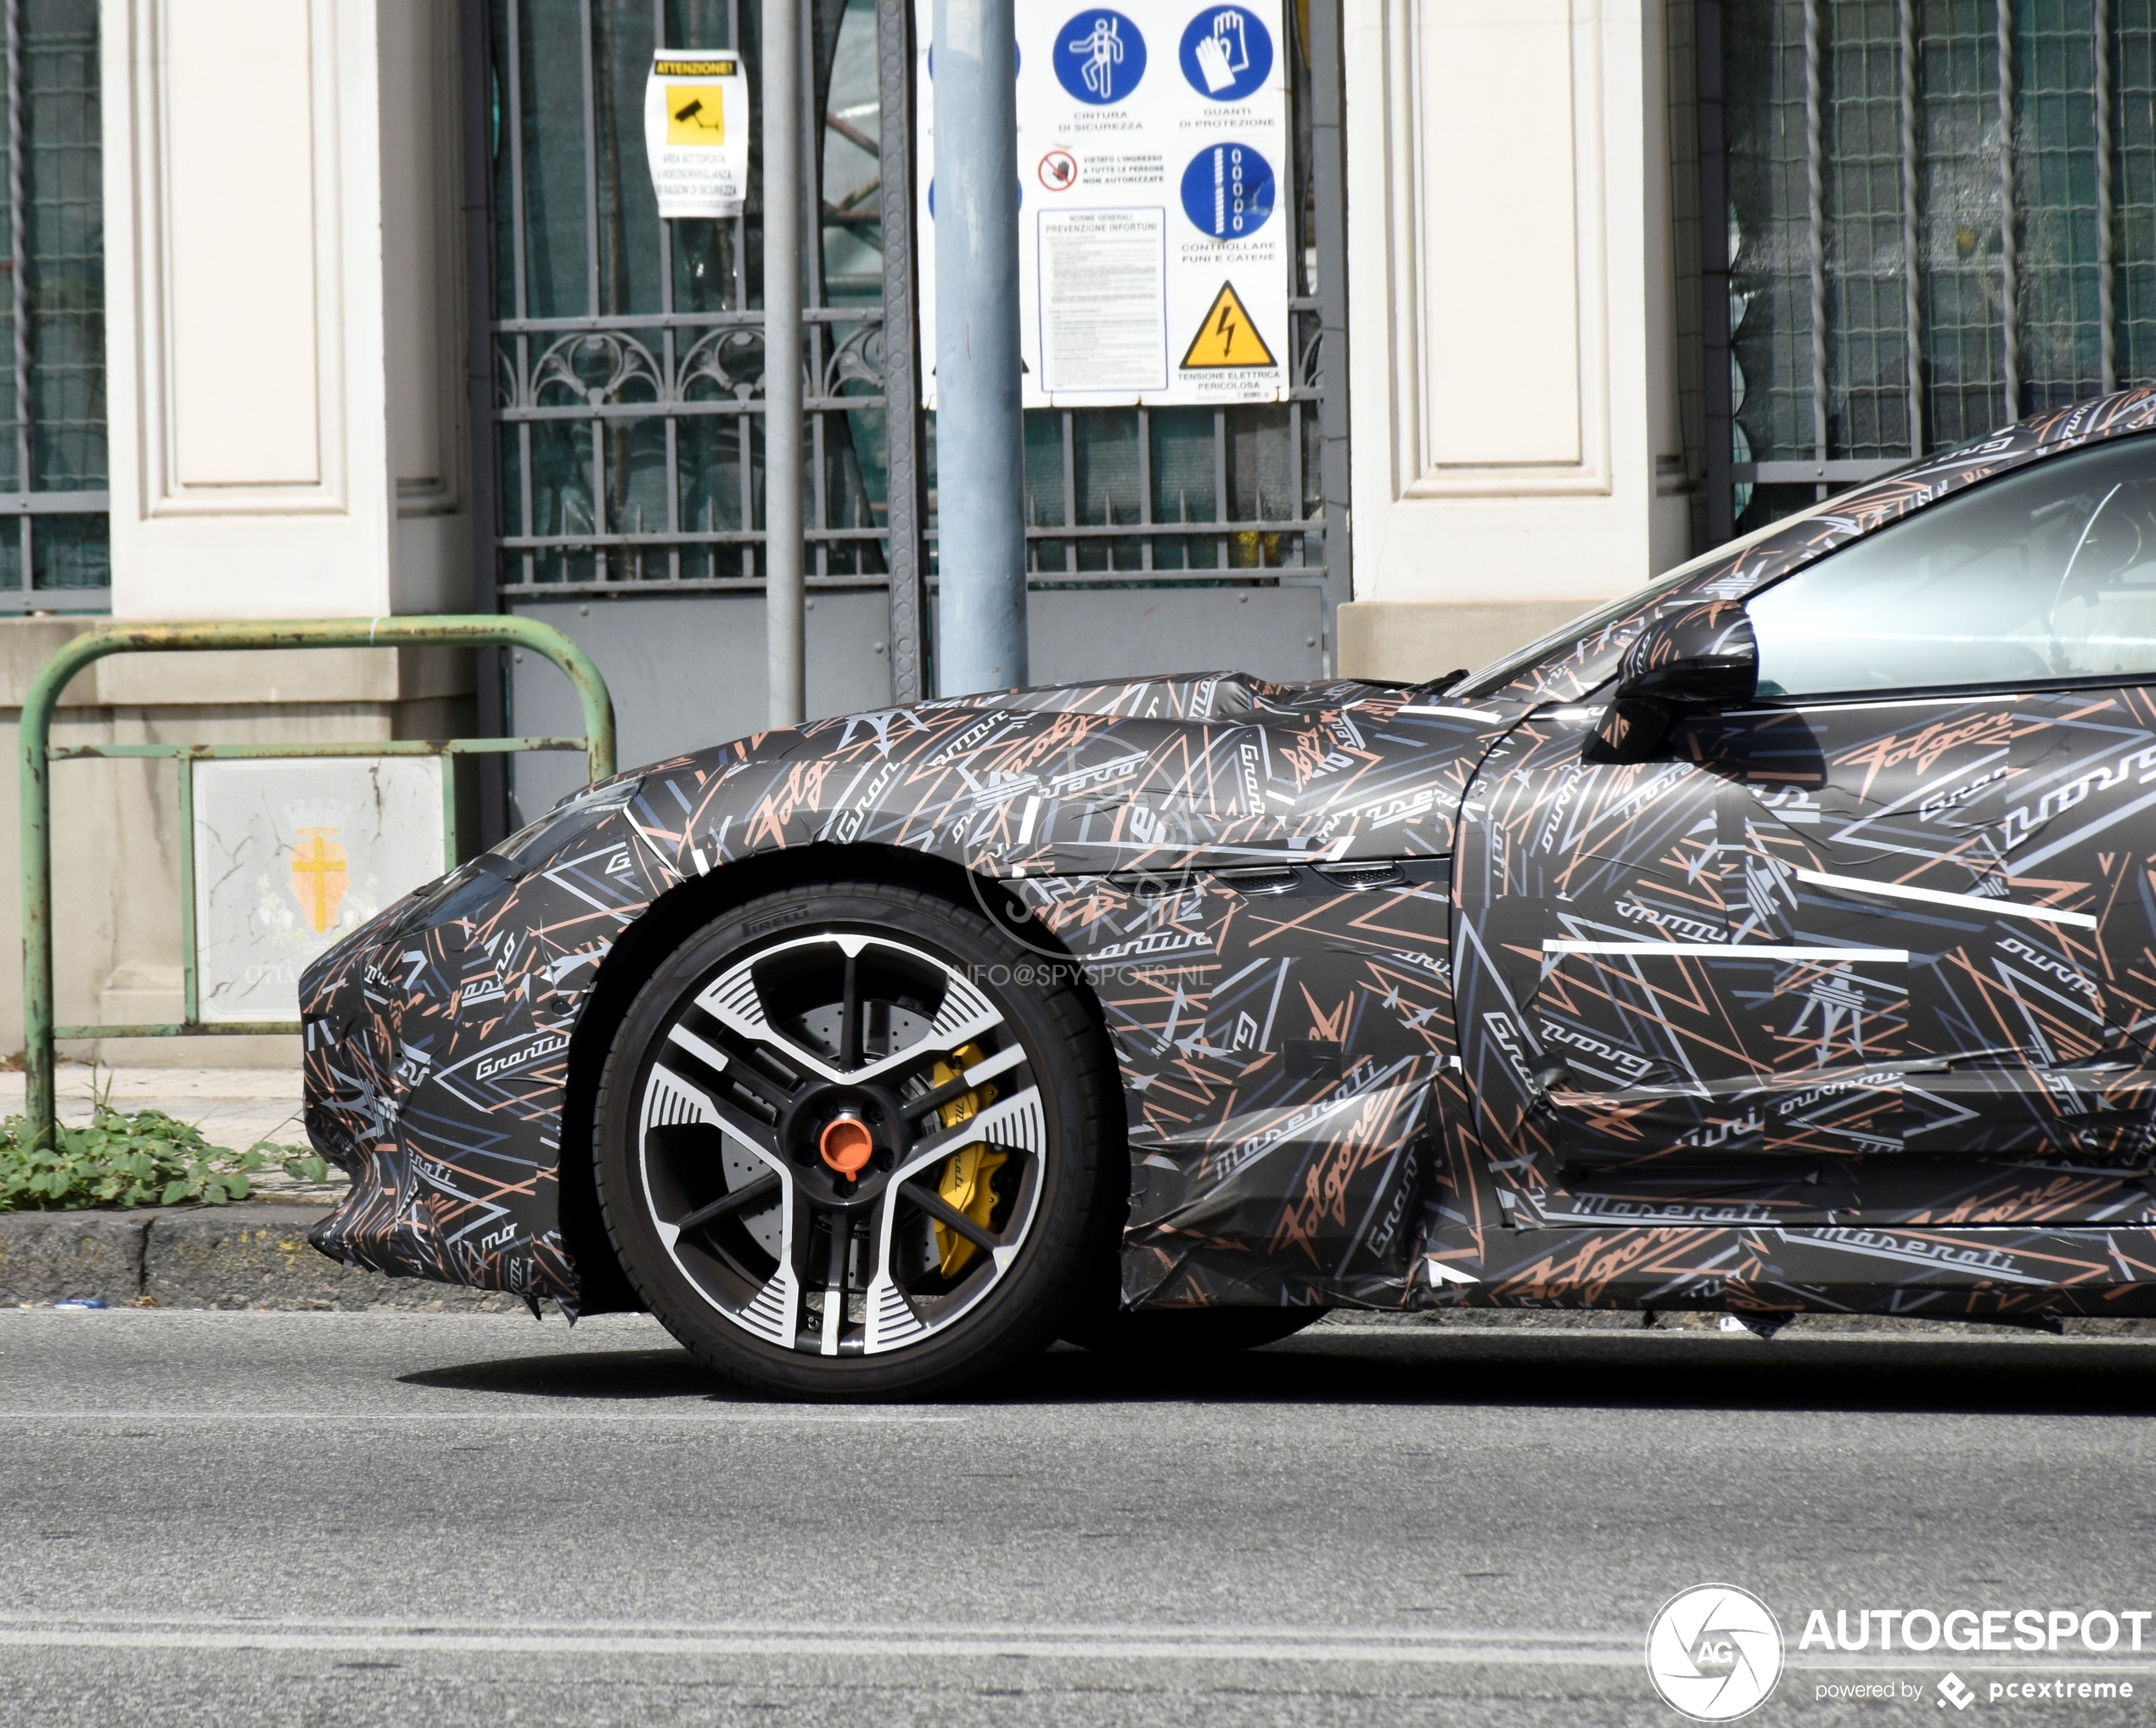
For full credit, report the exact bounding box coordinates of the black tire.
[593,879,1120,1400]
[1062,1306,1330,1359]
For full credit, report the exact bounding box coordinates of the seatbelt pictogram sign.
[1180,281,1277,369]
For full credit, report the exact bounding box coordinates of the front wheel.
[592,880,1120,1400]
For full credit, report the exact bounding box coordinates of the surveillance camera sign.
[644,53,750,218]
[917,2,1291,408]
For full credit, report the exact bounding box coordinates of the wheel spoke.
[661,1020,733,1085]
[894,1084,1042,1183]
[674,1012,795,1108]
[820,1211,850,1355]
[899,1176,1002,1254]
[642,1091,800,1349]
[696,1087,786,1161]
[905,1041,1030,1124]
[849,1006,1005,1088]
[671,1171,781,1235]
[647,1061,786,1161]
[908,1071,978,1121]
[778,1179,825,1285]
[839,951,862,1070]
[703,972,1003,1091]
[720,1053,797,1113]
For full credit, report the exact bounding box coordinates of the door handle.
[1527,1060,1573,1113]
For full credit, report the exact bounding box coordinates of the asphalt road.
[2,1310,2153,1727]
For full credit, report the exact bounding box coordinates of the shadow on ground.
[400,1349,718,1400]
[400,1327,2156,1417]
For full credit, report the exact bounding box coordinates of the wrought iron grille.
[0,0,106,610]
[486,6,903,572]
[480,0,1348,687]
[1682,0,2156,541]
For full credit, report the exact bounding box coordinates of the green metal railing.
[20,616,618,1150]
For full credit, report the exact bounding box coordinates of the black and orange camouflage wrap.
[302,390,2156,1327]
[300,676,1500,1311]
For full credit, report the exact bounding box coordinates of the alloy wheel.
[633,929,1048,1358]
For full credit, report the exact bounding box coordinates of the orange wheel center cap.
[819,1116,876,1177]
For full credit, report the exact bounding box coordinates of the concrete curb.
[0,1210,149,1305]
[0,1203,526,1311]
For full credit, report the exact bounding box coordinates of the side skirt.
[1412,1220,2156,1321]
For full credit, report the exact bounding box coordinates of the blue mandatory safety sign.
[1179,7,1273,101]
[917,0,1293,408]
[1179,141,1275,239]
[1053,9,1146,104]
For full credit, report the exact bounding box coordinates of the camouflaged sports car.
[303,390,2156,1395]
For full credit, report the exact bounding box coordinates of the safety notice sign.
[918,3,1291,409]
[643,53,750,218]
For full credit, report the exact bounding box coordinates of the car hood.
[301,669,1517,1018]
[606,670,1515,880]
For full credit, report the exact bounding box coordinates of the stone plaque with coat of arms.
[192,757,448,1023]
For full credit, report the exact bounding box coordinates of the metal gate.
[470,0,1349,819]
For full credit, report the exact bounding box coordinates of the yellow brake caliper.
[929,1042,1007,1276]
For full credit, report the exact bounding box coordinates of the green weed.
[0,1065,327,1209]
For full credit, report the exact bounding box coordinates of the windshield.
[1446,479,1895,701]
[1449,575,1690,699]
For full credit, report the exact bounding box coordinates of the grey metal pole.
[764,0,806,725]
[932,0,1027,696]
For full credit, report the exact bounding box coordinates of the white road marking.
[0,1614,1639,1665]
[0,1615,2142,1672]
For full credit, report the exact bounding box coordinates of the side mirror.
[1587,603,1758,761]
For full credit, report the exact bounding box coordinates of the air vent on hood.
[1213,866,1300,895]
[1314,861,1407,890]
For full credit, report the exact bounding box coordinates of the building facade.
[0,0,2146,1055]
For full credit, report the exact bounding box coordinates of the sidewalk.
[0,1063,483,1310]
[0,1063,342,1203]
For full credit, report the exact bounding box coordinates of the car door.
[1453,688,1920,1228]
[1454,433,2156,1229]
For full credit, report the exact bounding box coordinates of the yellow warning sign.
[1179,282,1277,370]
[666,85,725,145]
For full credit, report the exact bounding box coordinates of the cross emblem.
[289,829,349,933]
